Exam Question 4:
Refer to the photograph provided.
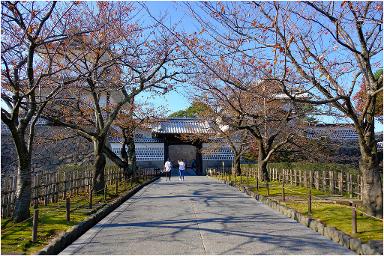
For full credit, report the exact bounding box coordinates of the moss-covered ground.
[1,178,147,255]
[214,174,383,243]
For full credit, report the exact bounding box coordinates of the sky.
[1,1,382,131]
[136,2,196,115]
[137,2,383,132]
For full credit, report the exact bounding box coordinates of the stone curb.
[37,176,160,255]
[219,179,383,255]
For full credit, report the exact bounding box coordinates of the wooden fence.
[1,166,156,218]
[266,168,363,198]
[208,166,364,199]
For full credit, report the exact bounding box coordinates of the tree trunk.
[121,143,130,178]
[9,127,33,223]
[127,136,136,177]
[103,146,126,168]
[258,160,269,182]
[93,138,106,194]
[360,151,383,218]
[232,154,241,176]
[13,150,32,222]
[258,144,269,181]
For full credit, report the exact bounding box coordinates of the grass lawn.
[284,201,383,242]
[214,174,383,243]
[1,178,147,255]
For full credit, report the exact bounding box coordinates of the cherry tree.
[44,2,185,193]
[197,1,382,217]
[1,1,88,222]
[354,69,383,121]
[151,5,309,181]
[193,77,307,181]
[106,98,166,177]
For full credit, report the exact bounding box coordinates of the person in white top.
[178,159,185,181]
[164,159,172,181]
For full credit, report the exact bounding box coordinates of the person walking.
[164,159,172,181]
[178,159,185,181]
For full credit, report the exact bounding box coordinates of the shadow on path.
[60,176,354,255]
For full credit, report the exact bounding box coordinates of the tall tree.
[44,2,185,193]
[207,114,250,176]
[354,69,383,120]
[109,98,165,177]
[193,79,307,181]
[198,1,383,217]
[1,2,86,222]
[152,5,309,181]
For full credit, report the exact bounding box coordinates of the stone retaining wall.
[223,180,382,255]
[1,126,93,175]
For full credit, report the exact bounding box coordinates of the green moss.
[1,179,146,255]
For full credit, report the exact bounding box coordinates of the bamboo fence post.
[89,185,92,209]
[289,169,292,185]
[315,171,320,190]
[352,203,357,235]
[274,168,279,180]
[347,173,352,198]
[299,170,302,185]
[308,187,312,216]
[304,171,308,188]
[282,171,285,202]
[309,171,313,189]
[308,170,313,216]
[115,173,119,195]
[32,205,39,243]
[256,172,259,191]
[322,171,327,191]
[338,171,343,194]
[104,184,107,202]
[63,171,67,200]
[359,175,363,200]
[66,197,70,223]
[329,171,335,194]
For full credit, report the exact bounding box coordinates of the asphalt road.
[60,175,353,255]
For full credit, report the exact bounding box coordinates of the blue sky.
[137,2,383,132]
[2,2,382,131]
[136,2,196,115]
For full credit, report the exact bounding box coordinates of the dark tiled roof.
[152,118,212,134]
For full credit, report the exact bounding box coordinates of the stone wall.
[1,125,94,176]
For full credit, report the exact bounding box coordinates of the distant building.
[109,118,235,174]
[306,124,359,141]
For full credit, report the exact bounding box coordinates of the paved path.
[61,176,353,255]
